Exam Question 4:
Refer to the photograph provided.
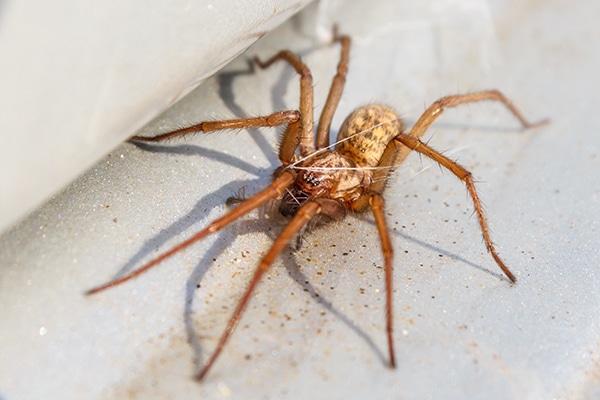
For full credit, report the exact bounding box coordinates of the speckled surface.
[1,1,599,399]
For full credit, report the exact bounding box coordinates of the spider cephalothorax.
[87,30,547,381]
[279,103,405,218]
[279,151,367,218]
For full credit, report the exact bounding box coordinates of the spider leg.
[391,90,548,282]
[85,172,295,295]
[369,193,396,368]
[315,34,351,150]
[131,111,303,165]
[131,112,302,143]
[254,51,315,156]
[394,133,516,282]
[196,201,322,381]
[346,192,398,368]
[410,90,548,139]
[345,91,545,362]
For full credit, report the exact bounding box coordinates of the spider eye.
[303,172,320,187]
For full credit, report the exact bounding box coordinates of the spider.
[86,30,547,381]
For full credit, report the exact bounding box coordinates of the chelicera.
[86,30,547,381]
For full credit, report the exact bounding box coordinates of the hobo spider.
[86,30,547,381]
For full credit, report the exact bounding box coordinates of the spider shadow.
[102,104,278,284]
[117,140,283,376]
[265,216,390,366]
[214,40,332,165]
[282,248,390,365]
[359,211,512,282]
[99,167,265,283]
[113,58,284,280]
[131,141,267,176]
[180,205,509,376]
[396,226,511,282]
[183,41,394,371]
[182,212,389,374]
[378,117,532,282]
[183,216,258,372]
[98,144,274,372]
[215,60,280,167]
[112,50,310,373]
[404,118,536,135]
[124,58,288,259]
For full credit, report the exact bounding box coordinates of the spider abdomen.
[336,104,404,168]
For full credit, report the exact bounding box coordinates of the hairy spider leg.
[130,111,299,141]
[341,91,548,368]
[369,193,396,368]
[90,34,357,295]
[254,50,315,157]
[85,172,295,295]
[196,201,322,381]
[391,90,548,283]
[315,34,351,150]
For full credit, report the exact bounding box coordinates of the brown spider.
[86,31,547,381]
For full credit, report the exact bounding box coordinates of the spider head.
[277,151,367,218]
[278,167,329,217]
